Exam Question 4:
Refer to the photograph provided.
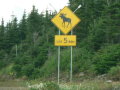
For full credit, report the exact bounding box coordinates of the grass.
[0,80,27,87]
[61,81,120,90]
[59,80,120,90]
[0,64,13,75]
[0,79,119,90]
[26,79,120,90]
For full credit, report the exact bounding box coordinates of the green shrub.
[12,64,22,77]
[21,64,34,78]
[0,50,7,69]
[93,44,120,74]
[108,66,120,81]
[44,82,60,90]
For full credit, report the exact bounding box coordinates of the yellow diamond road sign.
[51,6,81,34]
[55,35,76,46]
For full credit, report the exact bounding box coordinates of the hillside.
[0,0,120,83]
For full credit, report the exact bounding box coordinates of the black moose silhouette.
[59,13,72,28]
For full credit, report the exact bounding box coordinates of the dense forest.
[0,0,120,81]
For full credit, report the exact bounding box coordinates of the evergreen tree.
[86,2,120,51]
[19,10,27,41]
[0,18,5,50]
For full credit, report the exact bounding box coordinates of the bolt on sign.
[51,6,81,34]
[55,35,76,46]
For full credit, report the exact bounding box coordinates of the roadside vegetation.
[0,0,120,89]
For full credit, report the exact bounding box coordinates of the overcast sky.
[0,0,69,23]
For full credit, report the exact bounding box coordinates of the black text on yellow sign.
[55,35,76,46]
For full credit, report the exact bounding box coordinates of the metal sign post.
[58,30,60,84]
[70,5,82,82]
[70,30,73,82]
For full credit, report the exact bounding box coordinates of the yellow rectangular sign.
[55,35,76,46]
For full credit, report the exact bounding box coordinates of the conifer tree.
[0,18,5,50]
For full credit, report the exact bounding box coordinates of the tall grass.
[39,48,93,79]
[0,64,14,75]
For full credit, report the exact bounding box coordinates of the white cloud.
[0,0,69,23]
